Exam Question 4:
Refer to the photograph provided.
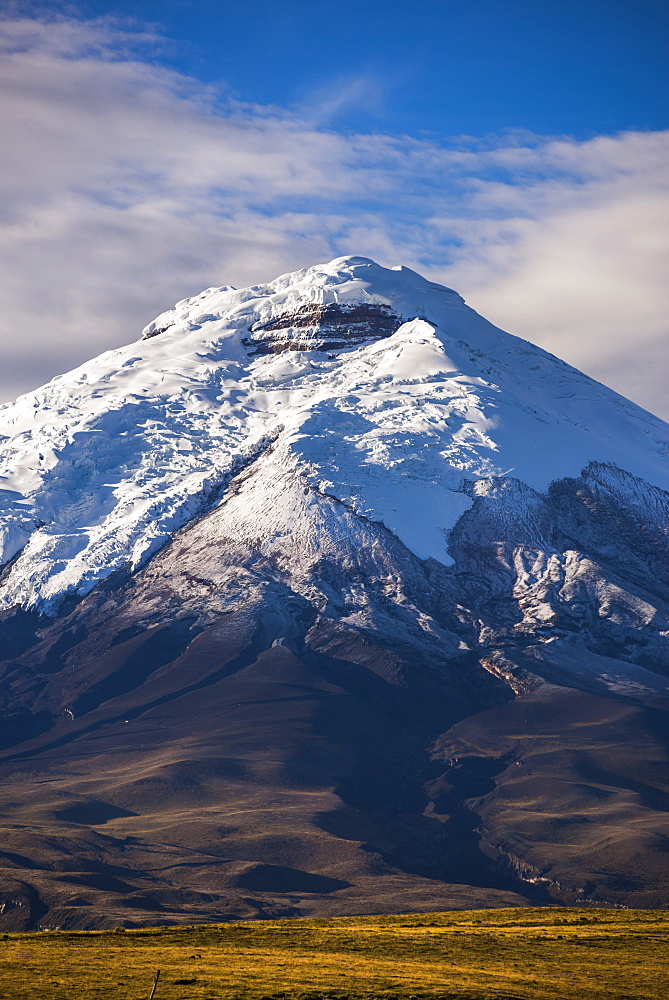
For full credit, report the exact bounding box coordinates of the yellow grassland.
[1,907,667,999]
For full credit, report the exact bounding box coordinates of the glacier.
[0,255,666,613]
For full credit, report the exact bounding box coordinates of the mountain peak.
[0,257,666,613]
[141,255,463,347]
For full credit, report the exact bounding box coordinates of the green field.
[1,908,667,1000]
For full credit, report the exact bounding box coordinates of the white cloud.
[0,15,667,418]
[428,133,669,415]
[298,72,389,125]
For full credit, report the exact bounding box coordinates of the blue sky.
[44,0,669,135]
[1,2,668,416]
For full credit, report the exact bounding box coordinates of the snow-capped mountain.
[0,256,668,930]
[0,256,666,612]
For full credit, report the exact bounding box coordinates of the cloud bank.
[1,16,668,417]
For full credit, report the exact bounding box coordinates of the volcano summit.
[0,256,667,929]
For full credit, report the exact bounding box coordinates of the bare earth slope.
[0,258,667,928]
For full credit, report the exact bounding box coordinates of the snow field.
[0,256,666,611]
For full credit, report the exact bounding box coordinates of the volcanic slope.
[0,256,667,929]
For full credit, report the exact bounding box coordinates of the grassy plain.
[1,908,666,1000]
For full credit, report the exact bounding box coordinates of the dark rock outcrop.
[243,302,402,353]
